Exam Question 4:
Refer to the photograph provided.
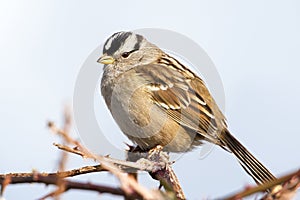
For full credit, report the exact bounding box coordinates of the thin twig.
[223,170,300,200]
[54,106,72,200]
[53,143,169,173]
[1,173,138,199]
[0,165,106,184]
[48,122,161,199]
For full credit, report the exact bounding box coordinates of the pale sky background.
[1,1,300,199]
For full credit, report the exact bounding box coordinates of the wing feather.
[135,63,224,142]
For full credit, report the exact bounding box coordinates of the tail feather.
[220,129,276,184]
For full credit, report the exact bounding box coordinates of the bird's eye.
[121,52,130,58]
[121,49,137,58]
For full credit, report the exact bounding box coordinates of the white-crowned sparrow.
[97,31,276,185]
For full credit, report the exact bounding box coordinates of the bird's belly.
[107,73,200,152]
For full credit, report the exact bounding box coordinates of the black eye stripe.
[121,49,138,58]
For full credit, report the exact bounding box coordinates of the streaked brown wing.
[135,63,224,143]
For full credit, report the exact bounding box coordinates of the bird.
[97,31,276,185]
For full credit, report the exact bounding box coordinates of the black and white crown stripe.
[103,32,144,55]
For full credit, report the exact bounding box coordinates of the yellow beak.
[97,54,115,65]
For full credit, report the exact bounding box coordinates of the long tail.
[220,129,276,185]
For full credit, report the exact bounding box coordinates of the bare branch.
[0,165,106,184]
[3,107,298,199]
[1,172,137,199]
[48,122,162,199]
[223,170,300,200]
